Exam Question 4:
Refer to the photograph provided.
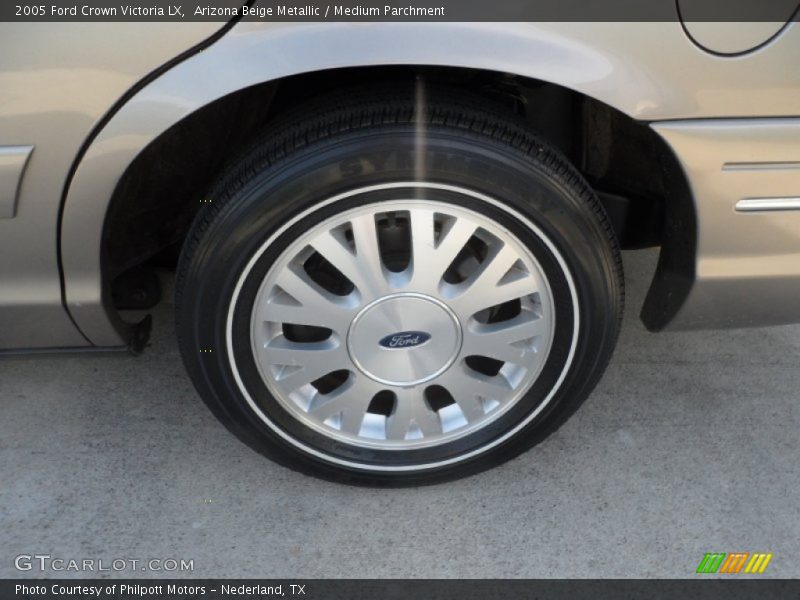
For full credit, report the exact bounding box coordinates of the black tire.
[176,84,623,486]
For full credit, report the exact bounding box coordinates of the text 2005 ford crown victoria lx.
[2,9,799,484]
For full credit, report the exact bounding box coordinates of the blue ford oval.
[378,331,432,349]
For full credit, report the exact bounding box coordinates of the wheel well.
[103,65,684,310]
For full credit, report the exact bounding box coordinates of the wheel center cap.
[347,293,462,387]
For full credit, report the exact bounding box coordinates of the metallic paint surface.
[0,145,33,219]
[0,23,225,349]
[680,21,795,55]
[652,119,800,329]
[59,22,800,346]
[2,22,800,348]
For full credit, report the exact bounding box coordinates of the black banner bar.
[3,579,800,600]
[3,0,800,22]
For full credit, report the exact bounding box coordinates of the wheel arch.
[60,23,694,346]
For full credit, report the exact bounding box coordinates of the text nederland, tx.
[15,583,306,596]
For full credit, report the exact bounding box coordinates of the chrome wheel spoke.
[262,339,338,365]
[439,363,511,403]
[349,213,390,296]
[262,268,355,333]
[263,341,349,394]
[386,388,441,440]
[409,208,436,258]
[408,209,477,290]
[434,216,479,271]
[449,244,541,317]
[451,391,485,423]
[308,231,364,288]
[308,376,375,434]
[482,276,540,312]
[463,312,548,365]
[309,218,389,298]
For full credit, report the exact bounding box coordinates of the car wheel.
[176,85,623,485]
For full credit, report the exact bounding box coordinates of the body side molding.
[650,119,800,330]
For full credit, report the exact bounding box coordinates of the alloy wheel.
[249,194,556,450]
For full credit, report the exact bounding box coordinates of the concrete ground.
[1,249,798,579]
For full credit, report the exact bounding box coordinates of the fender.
[0,21,227,350]
[60,21,800,345]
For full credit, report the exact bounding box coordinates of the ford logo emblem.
[378,331,431,349]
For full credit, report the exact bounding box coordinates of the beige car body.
[1,20,799,350]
